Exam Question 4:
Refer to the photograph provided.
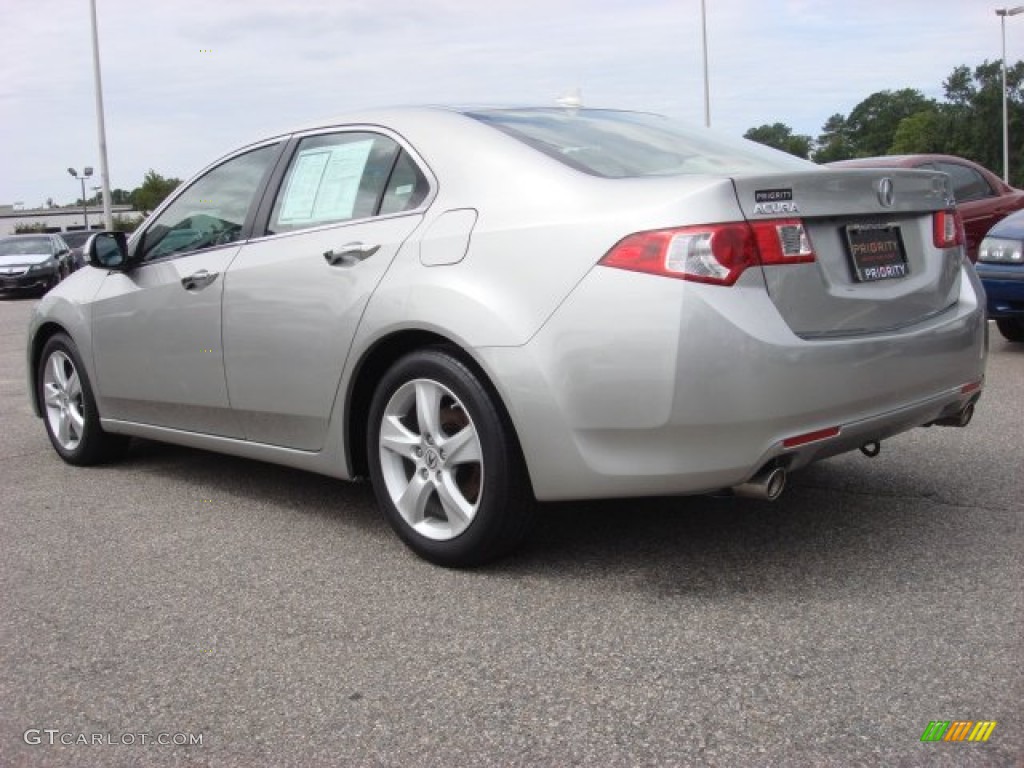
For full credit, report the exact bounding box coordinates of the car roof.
[0,234,55,242]
[254,105,659,140]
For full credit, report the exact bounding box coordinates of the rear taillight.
[599,219,815,286]
[933,209,964,249]
[751,219,815,266]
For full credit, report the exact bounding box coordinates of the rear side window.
[269,133,402,234]
[934,162,994,203]
[464,108,814,178]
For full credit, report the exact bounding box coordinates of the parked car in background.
[60,230,104,271]
[26,107,987,566]
[827,154,1024,262]
[977,208,1024,342]
[0,234,72,295]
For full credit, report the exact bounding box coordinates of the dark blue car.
[977,209,1024,342]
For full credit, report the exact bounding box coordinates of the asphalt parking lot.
[1,294,1020,767]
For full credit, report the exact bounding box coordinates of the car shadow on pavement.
[106,439,1006,598]
[117,438,383,535]
[494,456,1003,597]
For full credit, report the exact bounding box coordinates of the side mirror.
[85,231,129,269]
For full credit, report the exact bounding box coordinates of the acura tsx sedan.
[27,107,987,566]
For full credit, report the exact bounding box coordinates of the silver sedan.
[27,107,987,566]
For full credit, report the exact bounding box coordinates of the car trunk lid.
[731,169,963,337]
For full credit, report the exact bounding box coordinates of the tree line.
[70,169,182,215]
[743,59,1024,186]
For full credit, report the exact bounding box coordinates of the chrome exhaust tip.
[933,401,975,428]
[732,466,787,501]
[957,401,975,427]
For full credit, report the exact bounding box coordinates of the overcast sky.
[1,0,1020,207]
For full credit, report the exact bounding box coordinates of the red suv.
[828,154,1024,262]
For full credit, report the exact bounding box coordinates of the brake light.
[600,219,815,286]
[751,218,815,266]
[933,209,964,249]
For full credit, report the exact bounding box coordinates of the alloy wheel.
[42,350,86,452]
[377,378,484,541]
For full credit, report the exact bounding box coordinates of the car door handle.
[323,243,380,267]
[181,269,219,290]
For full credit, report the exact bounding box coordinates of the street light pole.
[89,0,114,229]
[67,167,94,230]
[996,6,1024,184]
[701,0,710,127]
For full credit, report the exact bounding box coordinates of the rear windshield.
[60,231,94,246]
[464,108,814,179]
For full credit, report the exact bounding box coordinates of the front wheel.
[995,317,1024,342]
[38,333,130,465]
[367,348,534,567]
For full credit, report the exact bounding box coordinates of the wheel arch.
[28,322,72,417]
[344,329,532,494]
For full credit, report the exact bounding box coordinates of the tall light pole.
[996,6,1024,184]
[89,0,113,229]
[67,167,94,229]
[701,0,710,127]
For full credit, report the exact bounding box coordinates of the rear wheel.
[995,317,1024,342]
[367,348,534,567]
[38,333,129,465]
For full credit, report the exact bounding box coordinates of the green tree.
[845,89,936,157]
[14,222,48,234]
[743,123,812,159]
[889,110,947,154]
[941,60,1024,184]
[130,170,182,213]
[111,213,144,232]
[812,113,855,163]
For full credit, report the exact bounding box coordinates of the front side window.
[140,143,280,262]
[267,132,405,234]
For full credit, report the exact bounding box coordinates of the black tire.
[367,347,535,567]
[995,317,1024,343]
[37,333,130,465]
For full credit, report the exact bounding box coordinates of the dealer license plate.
[844,225,909,282]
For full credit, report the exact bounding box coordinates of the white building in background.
[0,203,138,235]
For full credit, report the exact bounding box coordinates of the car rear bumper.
[478,265,987,501]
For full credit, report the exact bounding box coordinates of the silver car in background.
[27,107,986,566]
